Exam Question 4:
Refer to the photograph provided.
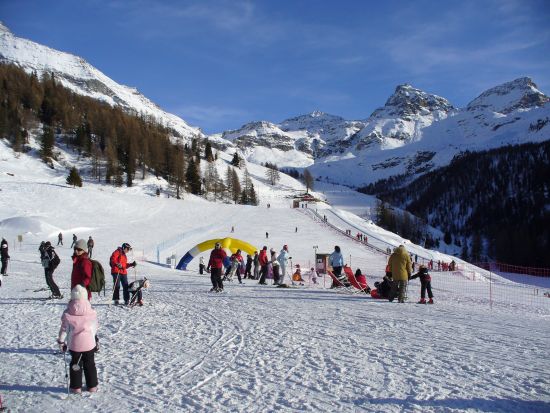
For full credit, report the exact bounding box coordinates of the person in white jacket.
[277,245,291,285]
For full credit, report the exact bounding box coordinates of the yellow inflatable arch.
[176,237,258,270]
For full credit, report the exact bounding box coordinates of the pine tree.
[231,167,241,204]
[303,168,314,193]
[66,166,83,187]
[265,162,280,185]
[186,157,201,195]
[40,125,55,163]
[205,140,214,162]
[231,152,240,167]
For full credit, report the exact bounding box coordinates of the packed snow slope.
[1,142,550,413]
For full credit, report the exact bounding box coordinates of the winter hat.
[71,284,88,301]
[75,239,87,251]
[283,245,288,251]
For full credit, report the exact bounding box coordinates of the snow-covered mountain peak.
[0,23,202,140]
[466,77,549,114]
[371,84,455,119]
[0,22,12,35]
[280,111,347,131]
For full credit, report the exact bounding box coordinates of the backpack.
[89,260,106,295]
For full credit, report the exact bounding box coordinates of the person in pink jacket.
[57,285,99,393]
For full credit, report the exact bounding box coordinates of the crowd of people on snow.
[1,223,446,396]
[203,243,316,293]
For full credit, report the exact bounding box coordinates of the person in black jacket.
[1,238,9,277]
[41,241,63,298]
[410,265,434,304]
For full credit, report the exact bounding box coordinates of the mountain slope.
[0,22,202,140]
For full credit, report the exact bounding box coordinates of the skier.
[253,251,260,279]
[57,285,99,394]
[270,249,280,285]
[206,242,227,292]
[109,243,137,305]
[258,246,269,285]
[228,249,244,284]
[57,232,63,246]
[308,267,318,284]
[329,246,344,288]
[71,239,93,300]
[265,231,269,239]
[245,254,252,278]
[1,238,9,277]
[41,241,62,298]
[87,236,94,259]
[277,245,291,285]
[70,234,77,249]
[410,265,434,304]
[199,256,205,275]
[388,245,412,303]
[128,278,150,306]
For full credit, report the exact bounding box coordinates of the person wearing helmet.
[206,242,227,292]
[277,245,291,285]
[109,243,137,305]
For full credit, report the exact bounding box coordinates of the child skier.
[308,267,318,284]
[410,265,434,304]
[128,278,150,306]
[57,285,99,393]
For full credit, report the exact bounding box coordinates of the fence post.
[489,271,493,309]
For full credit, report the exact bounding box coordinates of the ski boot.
[417,298,426,304]
[428,298,434,304]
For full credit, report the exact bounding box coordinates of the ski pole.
[63,351,69,397]
[110,272,121,307]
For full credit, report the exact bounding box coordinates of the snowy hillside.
[1,132,550,412]
[0,22,202,141]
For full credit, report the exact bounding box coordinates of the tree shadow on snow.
[0,383,64,394]
[355,395,550,412]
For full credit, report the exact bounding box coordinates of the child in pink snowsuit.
[57,285,99,393]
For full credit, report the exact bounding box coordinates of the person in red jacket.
[206,242,227,292]
[110,243,136,305]
[71,239,93,300]
[258,246,269,285]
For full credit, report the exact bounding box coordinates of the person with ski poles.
[57,232,63,246]
[57,284,99,394]
[277,244,291,285]
[70,234,77,249]
[109,243,136,305]
[1,238,9,277]
[206,242,227,292]
[40,241,63,298]
[71,239,93,300]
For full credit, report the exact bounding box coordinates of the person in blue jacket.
[329,245,344,288]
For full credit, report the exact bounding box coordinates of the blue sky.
[2,0,549,133]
